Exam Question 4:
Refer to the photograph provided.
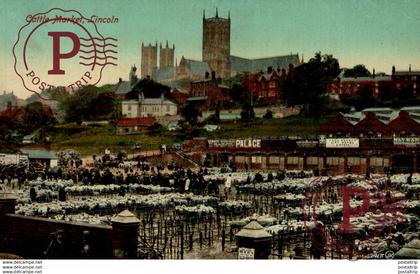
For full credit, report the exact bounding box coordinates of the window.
[287,156,298,165]
[167,105,170,112]
[347,157,361,166]
[370,157,383,167]
[326,157,340,166]
[307,157,318,165]
[269,156,280,164]
[251,156,262,163]
[127,105,132,111]
[235,156,245,163]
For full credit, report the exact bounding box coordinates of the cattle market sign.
[326,138,359,148]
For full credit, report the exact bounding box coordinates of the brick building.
[116,117,157,134]
[241,66,290,101]
[188,71,230,109]
[392,65,420,95]
[321,111,420,138]
[328,75,393,96]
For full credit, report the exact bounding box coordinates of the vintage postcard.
[0,0,419,272]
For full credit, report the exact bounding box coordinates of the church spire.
[228,10,230,19]
[166,40,168,48]
[216,7,218,18]
[203,9,205,20]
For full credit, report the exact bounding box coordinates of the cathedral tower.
[202,8,231,79]
[159,41,175,68]
[141,42,158,78]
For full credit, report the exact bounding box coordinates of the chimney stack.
[372,68,375,79]
[392,65,395,75]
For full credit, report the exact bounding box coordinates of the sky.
[1,0,420,99]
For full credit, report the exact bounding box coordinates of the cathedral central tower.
[202,9,231,79]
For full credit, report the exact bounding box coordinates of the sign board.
[236,139,261,148]
[393,137,420,147]
[208,139,236,148]
[326,138,359,148]
[296,140,319,147]
[238,247,255,259]
[0,154,29,166]
[208,139,262,149]
[0,154,18,165]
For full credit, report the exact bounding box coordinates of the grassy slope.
[49,116,329,156]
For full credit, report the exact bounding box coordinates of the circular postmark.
[13,8,118,100]
[302,175,409,259]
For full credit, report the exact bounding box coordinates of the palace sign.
[208,139,262,148]
[236,139,261,148]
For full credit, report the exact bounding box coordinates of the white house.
[122,93,178,118]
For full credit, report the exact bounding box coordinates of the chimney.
[205,71,209,79]
[372,68,375,79]
[392,65,395,75]
[119,78,122,83]
[211,71,216,81]
[409,64,412,73]
[267,66,273,74]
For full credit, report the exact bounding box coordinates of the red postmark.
[13,8,118,100]
[302,176,409,259]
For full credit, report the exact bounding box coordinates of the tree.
[240,102,255,122]
[61,85,117,122]
[230,84,254,105]
[180,102,200,125]
[126,78,170,99]
[343,64,371,78]
[21,102,56,133]
[263,110,273,119]
[378,82,396,103]
[398,85,415,103]
[355,84,376,110]
[283,52,340,117]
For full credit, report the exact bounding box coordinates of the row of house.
[321,108,420,138]
[328,65,420,97]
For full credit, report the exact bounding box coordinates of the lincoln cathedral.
[139,9,302,84]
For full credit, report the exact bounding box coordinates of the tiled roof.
[153,67,176,81]
[20,148,57,159]
[116,117,157,127]
[361,107,394,113]
[394,71,420,75]
[115,81,132,95]
[184,59,211,75]
[0,107,24,119]
[340,76,391,82]
[140,98,177,105]
[230,54,300,74]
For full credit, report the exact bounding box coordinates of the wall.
[0,214,113,259]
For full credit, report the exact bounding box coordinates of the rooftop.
[20,148,57,160]
[116,117,157,127]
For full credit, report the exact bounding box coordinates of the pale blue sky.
[1,0,420,98]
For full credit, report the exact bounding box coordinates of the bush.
[263,110,273,119]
